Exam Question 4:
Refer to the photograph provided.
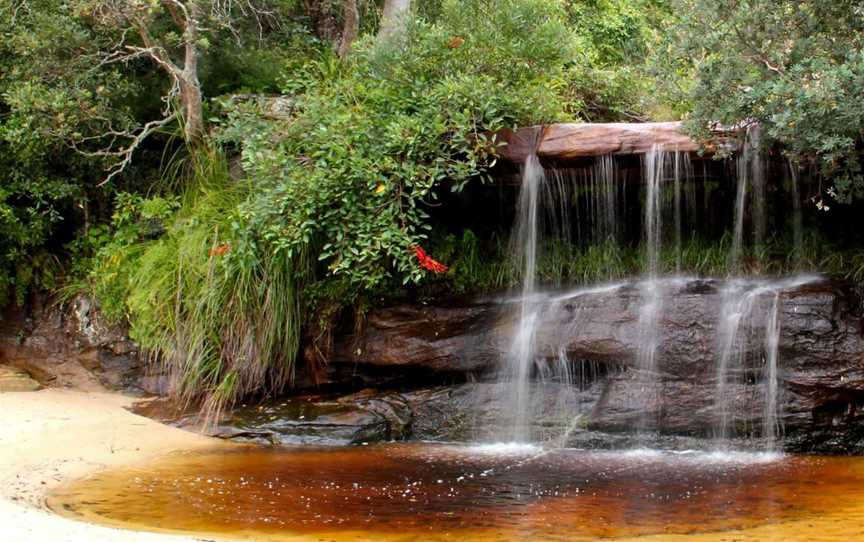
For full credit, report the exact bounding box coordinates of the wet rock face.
[214,391,412,446]
[0,294,160,394]
[331,279,864,452]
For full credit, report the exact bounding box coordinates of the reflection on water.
[49,444,864,542]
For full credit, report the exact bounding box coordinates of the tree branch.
[93,113,179,186]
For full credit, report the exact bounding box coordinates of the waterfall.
[504,154,545,442]
[730,144,749,272]
[750,126,766,262]
[674,156,682,272]
[715,125,793,449]
[594,155,620,243]
[713,280,756,443]
[643,146,664,278]
[764,292,782,449]
[634,147,666,432]
[730,125,767,273]
[548,155,620,246]
[713,277,814,449]
[491,137,798,451]
[788,159,803,267]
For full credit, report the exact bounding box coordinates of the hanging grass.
[89,147,309,419]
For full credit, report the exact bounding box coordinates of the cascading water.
[494,133,805,452]
[713,276,815,449]
[548,155,621,246]
[634,146,666,432]
[750,126,767,261]
[788,159,804,266]
[764,292,782,449]
[730,125,767,272]
[714,127,806,450]
[635,146,695,432]
[503,154,545,442]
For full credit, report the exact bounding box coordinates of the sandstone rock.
[0,365,41,392]
[331,278,864,452]
[0,294,154,394]
[213,391,412,445]
[496,122,740,164]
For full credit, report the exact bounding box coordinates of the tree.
[1,0,281,187]
[337,0,359,58]
[674,0,864,202]
[379,0,411,40]
[84,0,282,183]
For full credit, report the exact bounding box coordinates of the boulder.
[213,390,412,446]
[0,365,41,392]
[0,294,159,394]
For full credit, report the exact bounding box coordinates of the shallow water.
[49,443,864,542]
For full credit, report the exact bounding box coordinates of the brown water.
[49,443,864,542]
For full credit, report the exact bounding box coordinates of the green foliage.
[416,227,864,297]
[674,0,864,202]
[0,0,320,309]
[223,0,578,299]
[83,148,306,415]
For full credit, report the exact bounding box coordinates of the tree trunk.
[305,0,340,45]
[379,0,412,41]
[338,0,360,59]
[180,1,204,143]
[180,76,204,142]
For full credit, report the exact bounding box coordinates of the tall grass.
[119,148,307,419]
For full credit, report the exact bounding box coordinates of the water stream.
[503,154,544,441]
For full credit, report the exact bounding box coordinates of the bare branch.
[89,113,180,187]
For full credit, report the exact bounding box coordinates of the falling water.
[643,147,665,278]
[634,146,667,433]
[750,127,766,260]
[715,124,791,449]
[788,159,803,267]
[713,280,757,443]
[504,154,545,442]
[673,153,683,271]
[713,276,816,449]
[764,292,782,449]
[730,145,750,273]
[497,136,795,450]
[593,155,620,243]
[549,155,620,245]
[730,125,767,272]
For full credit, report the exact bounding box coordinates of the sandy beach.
[0,388,225,542]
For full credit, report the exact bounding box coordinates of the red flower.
[413,246,449,274]
[209,243,231,257]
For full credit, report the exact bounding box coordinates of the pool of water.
[49,443,864,541]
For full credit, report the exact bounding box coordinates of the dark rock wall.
[330,279,864,452]
[0,294,164,394]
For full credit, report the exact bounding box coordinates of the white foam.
[467,442,543,455]
[584,448,784,465]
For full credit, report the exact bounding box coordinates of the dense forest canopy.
[1,0,863,410]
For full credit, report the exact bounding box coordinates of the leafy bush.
[674,0,864,202]
[224,0,578,292]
